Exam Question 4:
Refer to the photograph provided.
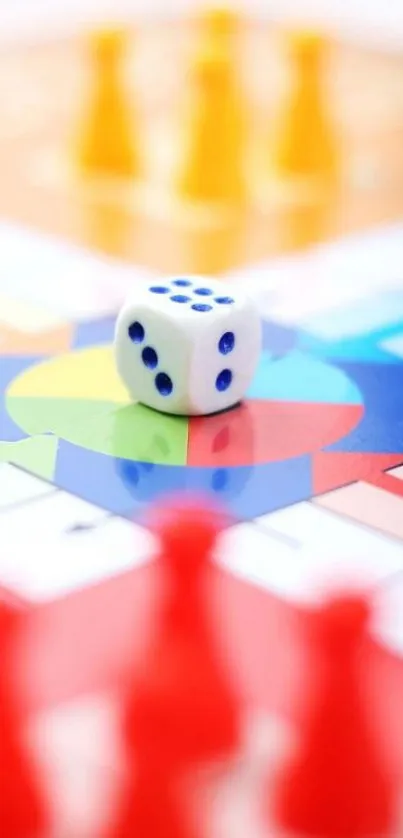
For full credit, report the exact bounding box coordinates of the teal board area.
[247,349,361,404]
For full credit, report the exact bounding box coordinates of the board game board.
[3,219,403,836]
[3,17,403,837]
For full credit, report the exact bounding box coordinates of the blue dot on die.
[128,321,145,343]
[142,346,158,369]
[155,372,173,396]
[216,369,232,391]
[194,287,213,296]
[219,331,235,354]
[192,303,213,312]
[149,285,169,294]
[172,278,192,287]
[215,296,234,305]
[170,294,191,303]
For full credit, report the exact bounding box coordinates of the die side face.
[114,276,262,416]
[114,293,191,414]
[189,295,262,414]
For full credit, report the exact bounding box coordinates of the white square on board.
[388,465,403,480]
[380,332,403,359]
[301,290,403,340]
[0,514,156,601]
[227,222,403,327]
[0,222,155,321]
[0,464,54,509]
[218,502,403,606]
[0,293,66,332]
[265,502,403,567]
[0,490,108,543]
[217,521,300,598]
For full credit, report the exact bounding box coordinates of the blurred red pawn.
[272,591,396,837]
[0,594,49,838]
[125,495,240,768]
[105,495,240,838]
[105,760,197,838]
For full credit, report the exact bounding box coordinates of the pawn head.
[148,493,229,576]
[198,5,238,39]
[287,29,328,68]
[315,590,372,653]
[89,26,127,63]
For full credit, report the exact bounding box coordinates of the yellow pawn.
[76,27,138,179]
[272,32,338,184]
[197,5,239,46]
[177,47,246,206]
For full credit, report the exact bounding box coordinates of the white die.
[114,275,261,416]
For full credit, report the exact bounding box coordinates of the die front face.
[114,280,192,415]
[114,276,261,416]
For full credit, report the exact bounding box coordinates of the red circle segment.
[188,400,364,467]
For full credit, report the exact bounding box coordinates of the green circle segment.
[6,345,189,466]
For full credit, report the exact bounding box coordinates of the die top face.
[123,275,245,329]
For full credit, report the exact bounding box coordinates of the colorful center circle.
[6,344,363,468]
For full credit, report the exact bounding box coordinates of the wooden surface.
[0,21,402,275]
